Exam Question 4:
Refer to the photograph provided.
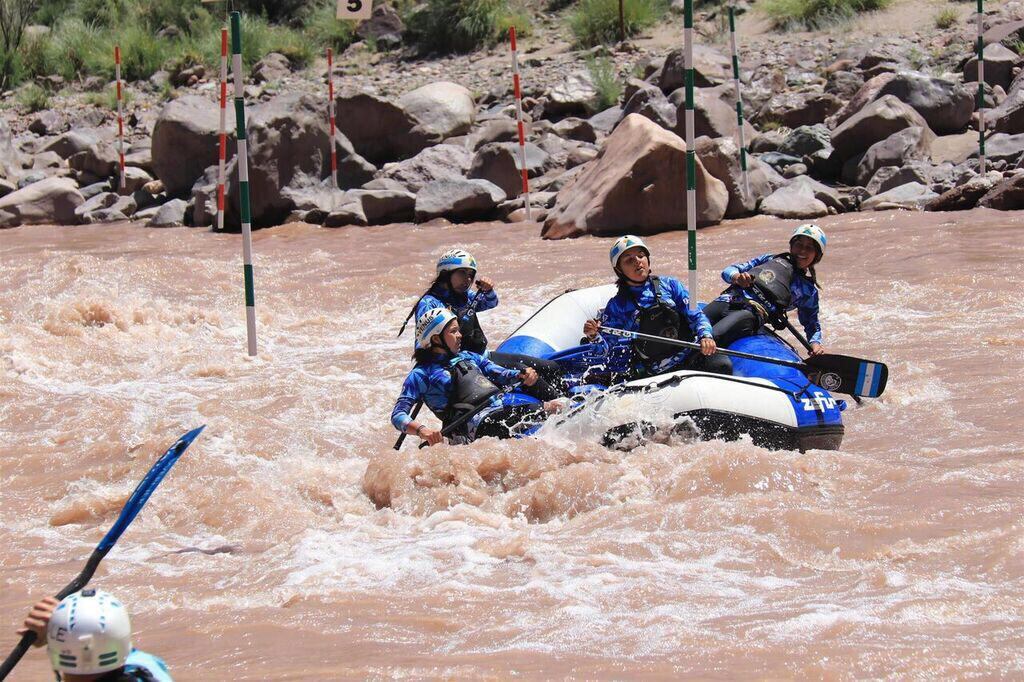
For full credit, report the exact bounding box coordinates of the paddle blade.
[805,355,888,398]
[97,426,205,552]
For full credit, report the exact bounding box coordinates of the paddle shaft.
[600,326,809,371]
[418,381,524,448]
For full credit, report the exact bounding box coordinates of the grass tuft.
[406,0,529,54]
[934,7,958,29]
[586,55,622,110]
[569,0,667,48]
[761,0,892,31]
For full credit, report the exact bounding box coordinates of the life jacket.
[632,276,694,362]
[722,254,796,328]
[441,357,501,428]
[457,309,488,354]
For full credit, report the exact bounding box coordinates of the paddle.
[392,400,423,450]
[599,326,887,398]
[0,426,205,680]
[418,381,524,448]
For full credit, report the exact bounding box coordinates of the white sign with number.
[337,0,372,20]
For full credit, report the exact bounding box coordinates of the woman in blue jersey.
[19,589,173,681]
[581,235,731,381]
[703,223,827,354]
[393,308,561,446]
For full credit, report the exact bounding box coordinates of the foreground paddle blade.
[805,355,888,398]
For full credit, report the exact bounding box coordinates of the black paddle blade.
[804,354,888,398]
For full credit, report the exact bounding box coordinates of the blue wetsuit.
[590,275,716,376]
[718,253,822,344]
[119,649,173,681]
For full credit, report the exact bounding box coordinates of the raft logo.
[801,391,836,412]
[819,372,842,391]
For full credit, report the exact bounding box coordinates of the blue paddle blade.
[97,426,205,552]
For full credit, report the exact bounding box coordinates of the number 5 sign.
[337,0,372,20]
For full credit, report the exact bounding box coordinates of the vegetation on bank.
[406,0,529,54]
[569,0,667,47]
[761,0,892,30]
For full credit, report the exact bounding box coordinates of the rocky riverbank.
[1,0,1022,233]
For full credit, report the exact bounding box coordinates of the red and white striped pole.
[114,45,125,192]
[327,47,338,189]
[217,27,228,231]
[509,26,532,221]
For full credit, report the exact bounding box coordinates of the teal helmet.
[609,235,650,270]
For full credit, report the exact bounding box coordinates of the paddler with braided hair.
[703,223,827,354]
[393,308,563,446]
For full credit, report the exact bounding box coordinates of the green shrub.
[48,18,103,80]
[569,0,667,47]
[16,31,60,81]
[407,0,529,54]
[934,7,958,28]
[586,55,622,109]
[17,83,50,112]
[761,0,892,31]
[305,0,356,55]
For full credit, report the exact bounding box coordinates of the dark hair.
[398,273,451,338]
[412,348,437,364]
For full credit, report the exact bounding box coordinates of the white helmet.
[415,307,457,350]
[790,223,826,262]
[609,235,650,270]
[436,249,478,275]
[47,589,132,675]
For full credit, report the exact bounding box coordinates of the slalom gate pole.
[509,26,532,221]
[327,47,338,189]
[114,46,126,192]
[976,0,986,173]
[728,5,750,202]
[217,27,228,231]
[231,11,257,357]
[683,0,697,309]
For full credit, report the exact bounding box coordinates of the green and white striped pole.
[976,0,986,173]
[231,11,257,357]
[728,4,750,202]
[683,0,697,309]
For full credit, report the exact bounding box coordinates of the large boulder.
[541,114,727,239]
[619,84,677,131]
[670,87,757,142]
[542,72,599,118]
[753,90,843,128]
[348,189,416,224]
[759,180,829,219]
[926,171,1003,211]
[830,95,934,162]
[468,142,551,198]
[41,129,112,160]
[849,126,935,186]
[695,137,780,218]
[973,132,1024,166]
[875,71,974,135]
[398,81,475,139]
[964,42,1021,91]
[414,179,505,222]
[334,92,439,165]
[860,182,938,211]
[251,53,291,84]
[989,90,1024,134]
[657,46,731,93]
[376,144,472,192]
[830,73,897,128]
[0,177,84,227]
[356,3,405,48]
[978,172,1024,210]
[0,119,22,182]
[151,95,223,197]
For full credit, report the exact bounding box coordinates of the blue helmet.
[791,223,826,262]
[436,248,478,275]
[415,307,457,350]
[609,235,650,270]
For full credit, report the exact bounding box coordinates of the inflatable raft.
[495,285,846,451]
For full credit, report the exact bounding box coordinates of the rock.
[333,131,378,188]
[566,142,599,168]
[760,181,830,219]
[375,144,472,192]
[151,95,223,196]
[696,137,780,218]
[17,171,48,189]
[189,166,220,228]
[860,182,938,210]
[553,117,597,143]
[0,119,21,181]
[348,188,416,224]
[542,114,727,239]
[850,126,935,186]
[74,192,118,220]
[414,179,505,222]
[28,110,66,136]
[68,143,119,181]
[147,198,188,227]
[783,163,808,178]
[750,129,787,154]
[42,129,110,160]
[324,201,368,227]
[251,53,291,84]
[473,119,518,148]
[964,42,1021,91]
[334,92,439,165]
[978,172,1024,209]
[468,142,551,198]
[974,132,1024,166]
[361,177,407,192]
[355,3,405,49]
[86,208,130,223]
[875,71,974,135]
[830,73,897,128]
[778,124,836,176]
[398,81,475,139]
[830,95,934,162]
[0,177,83,227]
[0,178,14,199]
[32,151,62,169]
[867,162,932,196]
[983,19,1024,47]
[80,181,109,200]
[754,90,843,128]
[825,71,865,100]
[124,139,153,174]
[619,84,677,131]
[589,106,623,135]
[657,46,731,93]
[669,87,757,142]
[989,90,1024,134]
[926,171,1002,211]
[122,167,153,194]
[543,72,599,117]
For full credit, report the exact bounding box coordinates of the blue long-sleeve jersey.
[719,253,823,345]
[391,351,520,432]
[415,284,498,323]
[591,275,714,375]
